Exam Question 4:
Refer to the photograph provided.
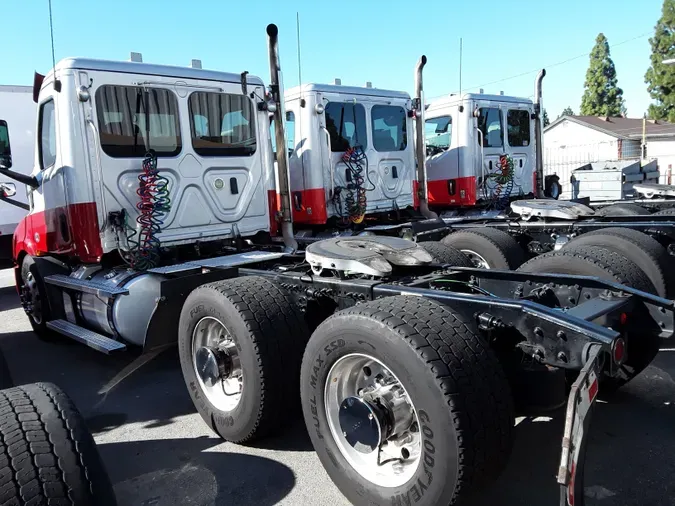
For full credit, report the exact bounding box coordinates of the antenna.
[48,0,56,69]
[459,38,463,97]
[48,0,61,91]
[296,12,303,87]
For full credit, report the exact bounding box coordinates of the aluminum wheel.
[461,249,491,269]
[325,353,421,488]
[22,270,43,324]
[192,316,243,412]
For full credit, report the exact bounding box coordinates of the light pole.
[663,58,675,65]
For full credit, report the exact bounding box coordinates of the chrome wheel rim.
[325,353,421,488]
[192,316,243,412]
[461,249,491,269]
[23,271,43,324]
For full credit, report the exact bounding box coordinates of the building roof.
[285,83,410,100]
[47,57,264,87]
[545,115,675,140]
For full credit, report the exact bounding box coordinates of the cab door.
[27,82,76,257]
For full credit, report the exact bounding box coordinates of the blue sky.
[2,0,664,119]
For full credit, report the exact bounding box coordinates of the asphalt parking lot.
[1,266,674,506]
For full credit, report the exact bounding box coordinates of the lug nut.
[557,352,568,363]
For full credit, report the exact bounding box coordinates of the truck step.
[43,274,129,297]
[46,320,127,354]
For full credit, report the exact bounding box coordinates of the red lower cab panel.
[421,176,478,207]
[13,202,102,264]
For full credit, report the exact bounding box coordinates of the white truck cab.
[13,57,274,265]
[424,93,537,208]
[0,85,35,258]
[281,83,415,227]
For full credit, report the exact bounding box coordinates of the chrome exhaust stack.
[266,23,298,252]
[414,55,438,220]
[534,69,546,198]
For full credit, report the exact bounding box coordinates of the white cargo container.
[0,85,35,258]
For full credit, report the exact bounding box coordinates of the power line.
[430,30,652,101]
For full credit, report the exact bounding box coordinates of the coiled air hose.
[332,146,373,225]
[125,150,171,270]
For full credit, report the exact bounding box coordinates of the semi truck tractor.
[0,85,35,259]
[0,23,672,506]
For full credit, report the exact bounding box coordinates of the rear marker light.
[612,337,626,364]
[620,312,628,326]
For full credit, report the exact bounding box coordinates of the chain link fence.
[542,140,675,199]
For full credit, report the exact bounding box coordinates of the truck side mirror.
[0,183,16,198]
[0,120,11,169]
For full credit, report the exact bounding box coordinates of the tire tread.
[324,296,514,502]
[0,383,114,506]
[196,276,309,442]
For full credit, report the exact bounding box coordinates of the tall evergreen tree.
[543,109,550,127]
[561,106,575,117]
[580,33,626,116]
[645,0,675,122]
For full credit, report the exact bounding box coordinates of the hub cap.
[192,316,242,411]
[461,249,491,269]
[325,354,421,488]
[22,271,43,324]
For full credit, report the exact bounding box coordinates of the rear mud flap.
[558,344,601,506]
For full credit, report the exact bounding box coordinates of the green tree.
[645,0,675,122]
[561,106,574,117]
[543,109,550,127]
[580,33,626,116]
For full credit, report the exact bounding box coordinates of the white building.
[543,115,675,197]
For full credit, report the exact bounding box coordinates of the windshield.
[425,116,451,151]
[507,109,531,147]
[189,92,256,156]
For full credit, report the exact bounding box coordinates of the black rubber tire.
[518,247,660,390]
[595,203,650,216]
[563,228,672,298]
[178,276,309,443]
[300,296,514,506]
[653,207,675,216]
[441,227,525,269]
[418,241,472,267]
[19,256,56,341]
[0,383,116,506]
[0,348,13,390]
[558,245,655,294]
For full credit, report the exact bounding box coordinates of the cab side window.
[39,100,57,170]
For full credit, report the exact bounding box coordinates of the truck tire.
[557,245,655,294]
[653,207,675,216]
[0,383,115,506]
[595,203,650,216]
[178,276,309,443]
[563,228,671,298]
[300,296,514,506]
[0,347,13,390]
[19,256,56,341]
[518,247,659,390]
[418,241,472,267]
[441,227,525,269]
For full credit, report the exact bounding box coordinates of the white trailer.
[0,85,35,258]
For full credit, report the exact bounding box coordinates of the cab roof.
[46,57,265,87]
[285,83,410,100]
[428,93,533,109]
